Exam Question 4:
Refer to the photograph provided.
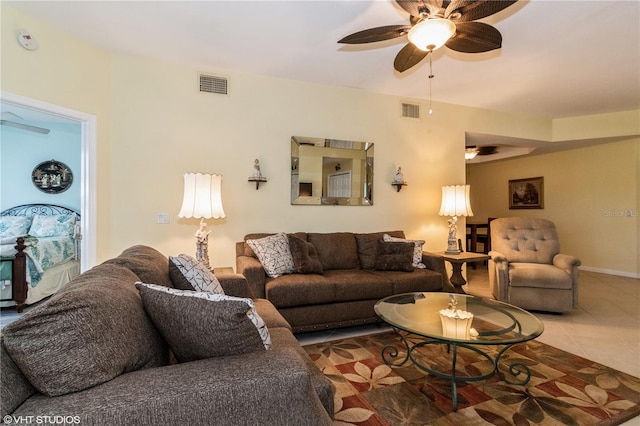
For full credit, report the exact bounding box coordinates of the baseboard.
[579,265,640,279]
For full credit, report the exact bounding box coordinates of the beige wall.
[5,4,634,275]
[467,138,639,277]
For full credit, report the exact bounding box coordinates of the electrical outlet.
[157,213,170,224]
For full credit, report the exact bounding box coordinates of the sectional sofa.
[1,245,334,425]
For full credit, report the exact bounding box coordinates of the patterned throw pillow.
[383,234,426,269]
[135,283,271,362]
[246,233,295,278]
[28,214,76,238]
[169,254,224,294]
[0,216,32,239]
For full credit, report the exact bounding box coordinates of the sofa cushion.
[169,254,224,293]
[372,269,444,293]
[104,245,174,288]
[1,336,35,417]
[246,233,295,278]
[383,234,427,269]
[374,240,415,272]
[355,231,405,269]
[327,270,393,302]
[288,235,323,274]
[136,283,271,362]
[308,232,360,270]
[2,264,168,397]
[267,273,334,308]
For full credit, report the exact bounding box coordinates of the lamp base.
[195,219,212,270]
[445,237,460,255]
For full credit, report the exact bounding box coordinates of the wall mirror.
[291,136,374,206]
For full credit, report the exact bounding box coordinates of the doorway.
[1,91,97,271]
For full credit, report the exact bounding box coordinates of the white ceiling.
[7,0,640,120]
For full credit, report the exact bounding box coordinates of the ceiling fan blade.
[0,120,50,134]
[338,25,411,44]
[394,43,430,72]
[395,0,444,18]
[445,0,518,22]
[445,22,502,53]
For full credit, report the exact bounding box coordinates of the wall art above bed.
[31,159,73,194]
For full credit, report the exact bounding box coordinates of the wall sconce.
[178,173,226,269]
[391,166,407,192]
[439,184,473,254]
[248,158,267,189]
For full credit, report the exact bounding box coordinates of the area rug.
[303,331,640,425]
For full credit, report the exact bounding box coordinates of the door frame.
[1,91,97,271]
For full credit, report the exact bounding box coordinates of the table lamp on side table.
[439,185,473,255]
[178,173,226,270]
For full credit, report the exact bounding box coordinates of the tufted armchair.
[488,217,581,313]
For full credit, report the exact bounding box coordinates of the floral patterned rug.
[303,331,640,425]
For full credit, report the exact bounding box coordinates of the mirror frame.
[291,136,374,206]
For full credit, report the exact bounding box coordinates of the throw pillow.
[383,234,426,269]
[135,283,271,362]
[288,235,323,274]
[28,214,76,238]
[246,233,295,278]
[375,240,415,272]
[0,216,32,240]
[169,254,224,294]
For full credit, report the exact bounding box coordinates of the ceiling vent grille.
[402,103,420,118]
[199,74,228,95]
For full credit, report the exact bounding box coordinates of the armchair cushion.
[491,217,560,264]
[509,263,573,289]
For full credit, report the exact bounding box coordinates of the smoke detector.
[17,30,38,51]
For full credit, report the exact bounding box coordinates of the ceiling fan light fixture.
[408,18,456,52]
[465,148,479,160]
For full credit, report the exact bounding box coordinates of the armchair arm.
[421,252,455,292]
[488,250,510,301]
[553,253,581,274]
[216,273,254,298]
[236,255,267,299]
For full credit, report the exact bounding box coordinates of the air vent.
[199,74,228,95]
[402,103,420,118]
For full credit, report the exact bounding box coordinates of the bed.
[0,204,81,312]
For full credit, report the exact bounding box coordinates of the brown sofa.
[236,231,454,333]
[1,245,334,425]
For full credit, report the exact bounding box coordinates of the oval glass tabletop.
[374,292,544,344]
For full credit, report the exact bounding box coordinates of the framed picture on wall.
[32,159,73,194]
[509,176,544,209]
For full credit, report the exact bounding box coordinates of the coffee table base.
[381,328,533,411]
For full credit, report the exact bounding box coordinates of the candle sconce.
[248,159,267,190]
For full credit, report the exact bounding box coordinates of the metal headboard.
[1,204,79,219]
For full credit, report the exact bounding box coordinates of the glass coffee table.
[374,292,544,411]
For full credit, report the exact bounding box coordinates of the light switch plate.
[157,212,170,224]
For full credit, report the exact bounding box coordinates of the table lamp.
[439,185,473,255]
[178,173,225,269]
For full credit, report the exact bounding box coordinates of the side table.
[438,251,490,294]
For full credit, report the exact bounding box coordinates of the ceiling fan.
[0,111,50,134]
[338,0,518,72]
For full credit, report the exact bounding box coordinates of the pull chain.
[428,52,434,115]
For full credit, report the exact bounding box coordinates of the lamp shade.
[178,173,226,219]
[439,185,473,217]
[408,18,456,52]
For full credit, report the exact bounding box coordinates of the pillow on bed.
[0,216,32,240]
[135,282,270,362]
[28,214,76,238]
